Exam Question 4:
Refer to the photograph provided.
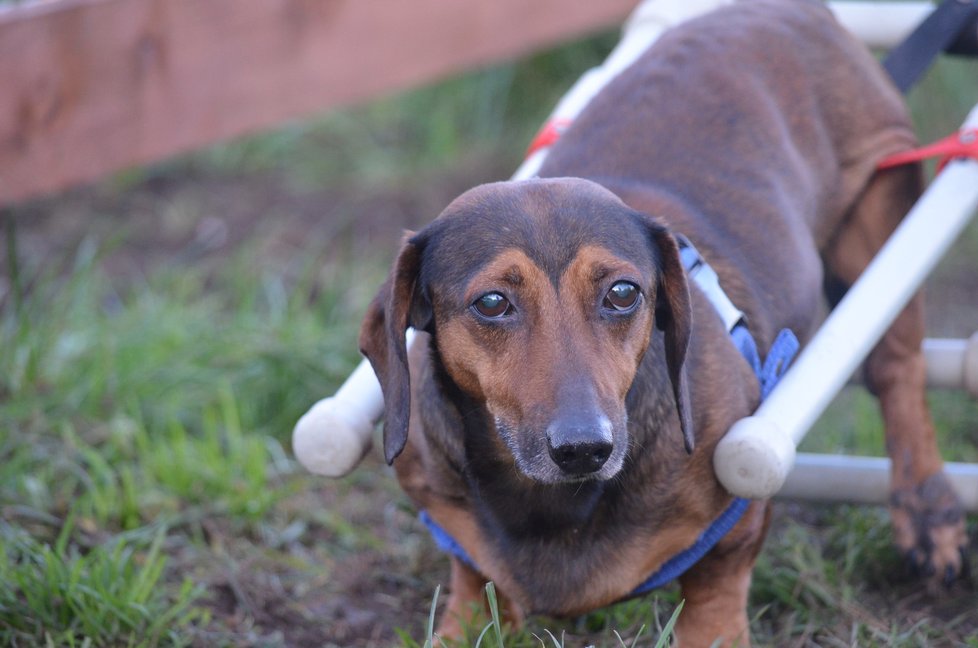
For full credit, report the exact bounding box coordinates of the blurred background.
[1,1,976,645]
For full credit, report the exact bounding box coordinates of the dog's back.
[540,0,916,346]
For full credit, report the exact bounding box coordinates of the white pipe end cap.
[292,397,374,477]
[713,415,796,499]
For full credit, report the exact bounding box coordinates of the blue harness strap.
[631,497,751,594]
[418,234,799,596]
[420,510,478,570]
[732,326,801,400]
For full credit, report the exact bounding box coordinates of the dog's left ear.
[647,222,695,454]
[359,231,431,465]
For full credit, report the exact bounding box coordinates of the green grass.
[0,233,376,644]
[1,241,366,529]
[2,22,977,648]
[396,583,683,648]
[0,515,201,647]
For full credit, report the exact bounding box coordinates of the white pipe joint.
[924,333,978,397]
[292,394,375,477]
[292,330,415,476]
[714,104,978,500]
[713,416,797,500]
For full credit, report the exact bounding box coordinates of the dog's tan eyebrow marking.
[463,248,543,303]
[567,246,644,289]
[503,267,524,286]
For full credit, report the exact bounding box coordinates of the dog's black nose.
[546,417,614,475]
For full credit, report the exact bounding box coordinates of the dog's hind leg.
[823,164,967,585]
[675,500,770,647]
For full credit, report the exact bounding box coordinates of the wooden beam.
[0,0,637,205]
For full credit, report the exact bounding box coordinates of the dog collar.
[418,235,799,598]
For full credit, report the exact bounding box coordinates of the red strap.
[529,122,978,173]
[526,118,573,158]
[878,128,978,172]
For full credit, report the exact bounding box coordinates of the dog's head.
[360,178,692,484]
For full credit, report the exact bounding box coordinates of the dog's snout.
[546,416,614,476]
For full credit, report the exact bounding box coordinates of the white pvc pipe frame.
[715,126,978,499]
[292,0,978,511]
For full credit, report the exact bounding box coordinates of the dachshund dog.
[359,1,967,645]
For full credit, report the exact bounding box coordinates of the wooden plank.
[0,0,637,205]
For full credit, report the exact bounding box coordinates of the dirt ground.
[4,148,978,646]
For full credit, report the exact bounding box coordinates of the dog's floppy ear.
[359,232,431,465]
[648,223,695,454]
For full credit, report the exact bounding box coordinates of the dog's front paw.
[890,471,968,587]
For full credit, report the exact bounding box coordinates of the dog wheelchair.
[293,0,978,512]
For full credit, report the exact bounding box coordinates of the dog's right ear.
[359,232,430,465]
[646,222,695,455]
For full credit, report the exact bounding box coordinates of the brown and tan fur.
[358,1,967,645]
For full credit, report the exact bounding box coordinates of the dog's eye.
[472,292,511,319]
[604,281,640,312]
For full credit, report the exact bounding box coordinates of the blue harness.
[420,235,799,595]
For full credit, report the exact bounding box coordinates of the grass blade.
[485,582,504,648]
[424,584,441,648]
[654,599,684,648]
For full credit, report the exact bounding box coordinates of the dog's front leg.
[436,557,525,641]
[674,500,771,648]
